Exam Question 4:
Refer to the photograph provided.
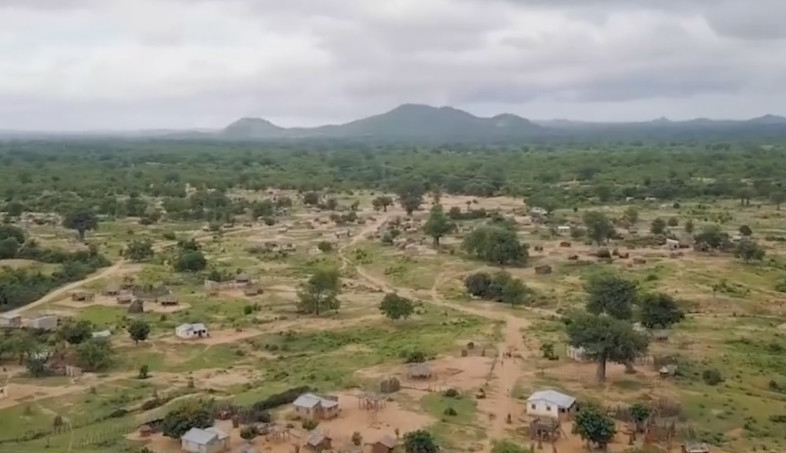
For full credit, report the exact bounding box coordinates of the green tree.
[501,278,530,307]
[595,184,613,202]
[240,425,259,441]
[565,312,649,382]
[423,204,455,246]
[638,293,685,329]
[3,201,24,217]
[297,267,341,316]
[162,399,212,438]
[127,319,152,344]
[0,237,19,259]
[771,191,786,210]
[462,226,527,265]
[739,188,753,206]
[397,181,425,216]
[650,217,667,235]
[585,274,637,320]
[629,402,652,432]
[684,219,694,234]
[138,364,150,379]
[582,211,615,246]
[251,200,274,219]
[464,272,492,297]
[0,225,25,243]
[694,224,728,250]
[63,208,99,241]
[379,293,415,320]
[739,224,752,237]
[491,440,526,453]
[60,320,93,345]
[403,430,438,453]
[372,196,393,212]
[123,239,154,262]
[317,241,333,253]
[174,250,207,272]
[574,403,617,449]
[621,207,638,230]
[735,239,765,263]
[303,192,320,205]
[667,217,679,227]
[75,338,114,372]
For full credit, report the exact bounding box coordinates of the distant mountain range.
[2,104,786,142]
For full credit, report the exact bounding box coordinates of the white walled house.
[526,390,576,419]
[175,323,208,339]
[181,427,229,453]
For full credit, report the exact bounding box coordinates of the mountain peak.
[222,117,283,138]
[748,114,786,124]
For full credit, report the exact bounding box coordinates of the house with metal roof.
[292,393,340,420]
[526,389,576,419]
[180,427,229,453]
[175,323,208,339]
[304,431,332,452]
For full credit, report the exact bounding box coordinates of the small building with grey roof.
[180,426,229,453]
[292,393,340,420]
[525,389,576,420]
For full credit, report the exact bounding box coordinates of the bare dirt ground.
[357,355,495,393]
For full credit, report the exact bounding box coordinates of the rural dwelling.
[0,314,22,329]
[116,293,133,304]
[407,363,434,380]
[682,443,710,453]
[71,291,94,302]
[159,294,179,306]
[304,431,332,452]
[175,323,208,339]
[292,393,340,420]
[92,329,112,339]
[181,427,230,453]
[28,315,58,331]
[557,225,571,234]
[526,390,576,419]
[234,273,251,285]
[372,436,398,453]
[103,286,121,296]
[665,239,680,251]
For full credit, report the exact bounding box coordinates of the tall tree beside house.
[297,267,341,316]
[582,211,615,246]
[162,399,213,438]
[565,312,649,382]
[63,208,98,241]
[423,204,454,246]
[127,319,152,344]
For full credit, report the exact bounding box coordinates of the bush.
[702,368,724,386]
[443,407,458,416]
[317,241,333,253]
[443,388,459,398]
[302,419,319,430]
[404,350,426,363]
[240,425,259,440]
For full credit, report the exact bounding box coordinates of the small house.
[372,436,398,453]
[159,294,179,306]
[304,431,332,452]
[176,323,208,339]
[235,273,251,285]
[557,225,571,234]
[682,443,710,453]
[407,363,433,380]
[116,293,133,304]
[665,239,680,251]
[659,364,678,378]
[243,286,263,297]
[92,329,112,339]
[566,345,588,362]
[103,286,121,296]
[71,291,94,302]
[181,427,229,453]
[292,393,340,420]
[526,390,576,419]
[0,314,22,329]
[28,315,58,331]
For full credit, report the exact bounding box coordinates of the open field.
[2,188,786,453]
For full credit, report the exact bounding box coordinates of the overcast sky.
[1,0,785,130]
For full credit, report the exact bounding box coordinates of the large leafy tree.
[735,239,765,263]
[565,312,649,382]
[297,267,341,316]
[127,319,152,344]
[585,273,637,320]
[396,180,425,216]
[638,292,685,329]
[63,208,98,240]
[174,249,207,272]
[423,204,454,246]
[162,399,213,438]
[694,224,728,250]
[75,338,114,372]
[0,225,25,243]
[60,319,93,345]
[403,430,438,453]
[621,207,638,230]
[771,191,786,210]
[574,403,617,449]
[650,217,667,235]
[0,237,19,259]
[123,239,154,262]
[372,196,393,212]
[582,211,615,246]
[379,293,415,320]
[462,226,527,265]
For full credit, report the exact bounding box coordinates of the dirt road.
[3,260,126,316]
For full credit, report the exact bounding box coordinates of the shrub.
[443,407,458,416]
[302,419,319,430]
[317,241,333,253]
[404,350,426,363]
[443,388,459,398]
[351,431,363,446]
[702,368,724,386]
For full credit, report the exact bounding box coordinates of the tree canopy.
[379,293,415,320]
[462,226,527,265]
[162,399,213,438]
[585,273,637,320]
[582,211,615,246]
[638,292,685,329]
[423,204,455,246]
[127,319,152,344]
[297,267,341,316]
[574,403,618,449]
[63,209,98,241]
[403,430,438,453]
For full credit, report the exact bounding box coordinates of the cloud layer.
[1,0,784,129]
